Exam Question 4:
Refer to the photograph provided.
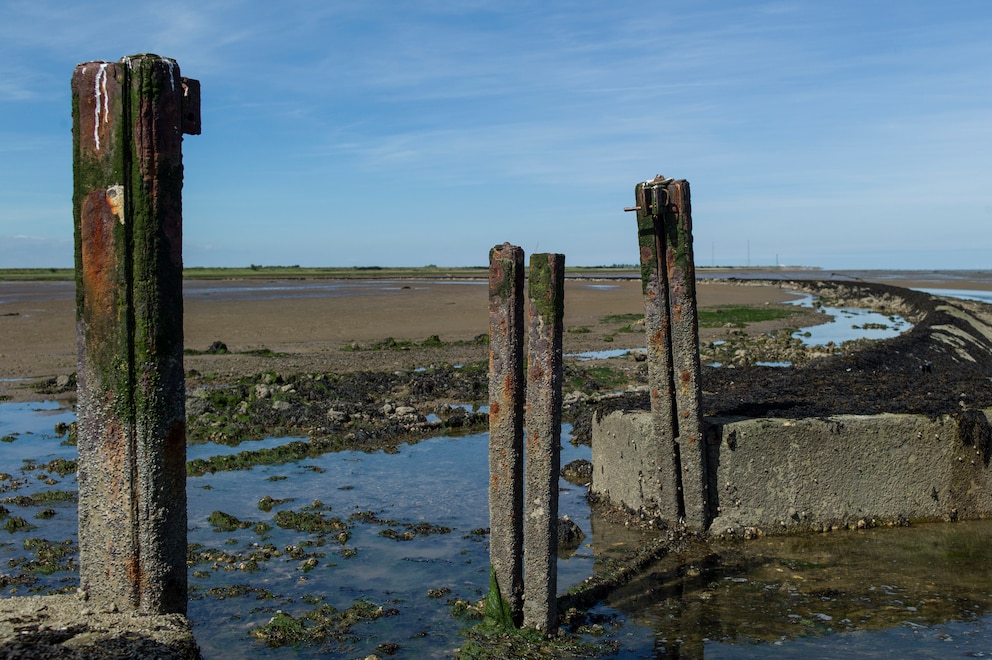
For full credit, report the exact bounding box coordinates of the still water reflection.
[5,401,992,657]
[596,520,992,657]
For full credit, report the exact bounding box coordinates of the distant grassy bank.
[0,265,642,282]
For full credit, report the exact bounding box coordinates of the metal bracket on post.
[181,77,202,135]
[627,175,708,530]
[625,176,674,215]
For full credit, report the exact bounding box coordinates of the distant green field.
[0,268,74,281]
[0,265,641,281]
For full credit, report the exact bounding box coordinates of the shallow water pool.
[5,401,992,657]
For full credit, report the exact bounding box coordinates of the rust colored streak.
[681,370,692,384]
[126,555,143,599]
[489,260,506,291]
[640,246,654,263]
[528,362,546,381]
[96,398,128,478]
[648,329,666,350]
[80,190,119,327]
[490,400,501,417]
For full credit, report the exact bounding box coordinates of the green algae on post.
[72,54,200,615]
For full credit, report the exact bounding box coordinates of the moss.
[16,538,77,575]
[2,490,76,507]
[698,305,801,329]
[488,245,522,305]
[249,600,390,649]
[602,313,642,325]
[258,495,295,512]
[528,253,564,323]
[40,458,76,477]
[56,422,78,446]
[207,584,277,600]
[457,569,619,658]
[207,510,253,533]
[3,516,32,533]
[566,365,628,392]
[273,509,351,535]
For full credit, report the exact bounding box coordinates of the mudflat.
[1,270,988,402]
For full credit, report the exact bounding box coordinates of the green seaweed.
[249,599,389,649]
[273,510,350,535]
[207,510,254,533]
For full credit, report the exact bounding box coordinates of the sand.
[1,271,988,402]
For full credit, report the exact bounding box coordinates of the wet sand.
[1,270,988,401]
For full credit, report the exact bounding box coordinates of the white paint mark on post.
[93,63,110,151]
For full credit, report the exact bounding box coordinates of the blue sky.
[1,1,990,270]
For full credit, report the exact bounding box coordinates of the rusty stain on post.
[488,242,525,625]
[73,54,199,615]
[634,179,682,521]
[523,253,565,633]
[663,180,707,529]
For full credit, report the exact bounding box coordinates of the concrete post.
[487,243,526,625]
[663,180,707,529]
[631,176,706,529]
[523,253,565,633]
[72,55,200,615]
[633,179,682,521]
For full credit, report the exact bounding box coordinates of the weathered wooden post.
[523,253,565,633]
[72,54,200,615]
[631,176,707,529]
[488,243,526,625]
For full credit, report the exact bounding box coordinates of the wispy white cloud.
[1,0,991,268]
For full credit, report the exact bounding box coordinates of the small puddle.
[567,348,633,361]
[786,293,911,346]
[599,520,992,657]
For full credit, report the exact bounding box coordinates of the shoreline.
[1,270,989,403]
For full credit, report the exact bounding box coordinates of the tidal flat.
[3,269,992,656]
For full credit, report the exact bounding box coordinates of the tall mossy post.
[487,243,526,626]
[632,176,707,530]
[488,246,567,634]
[71,55,201,615]
[523,253,565,633]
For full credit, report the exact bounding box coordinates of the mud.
[585,280,992,426]
[3,276,990,656]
